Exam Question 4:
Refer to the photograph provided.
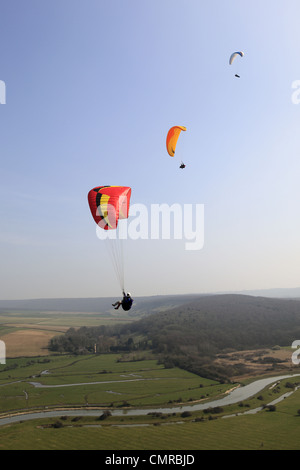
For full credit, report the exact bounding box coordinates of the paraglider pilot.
[179,162,186,169]
[112,292,134,311]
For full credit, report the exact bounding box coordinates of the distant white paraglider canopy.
[229,51,244,65]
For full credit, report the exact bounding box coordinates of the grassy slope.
[0,352,299,450]
[1,294,300,449]
[0,390,299,450]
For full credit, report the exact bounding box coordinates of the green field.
[0,311,134,328]
[0,352,300,449]
[0,353,224,412]
[0,389,299,449]
[0,311,138,357]
[1,407,300,450]
[1,306,300,450]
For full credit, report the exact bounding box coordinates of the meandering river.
[0,373,299,426]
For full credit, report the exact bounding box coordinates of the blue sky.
[1,0,300,300]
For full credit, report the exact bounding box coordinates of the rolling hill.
[0,294,204,316]
[49,293,300,381]
[1,286,300,315]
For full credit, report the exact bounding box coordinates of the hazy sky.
[1,0,300,300]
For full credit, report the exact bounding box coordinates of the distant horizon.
[1,285,300,303]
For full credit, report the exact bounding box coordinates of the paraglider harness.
[179,161,186,169]
[121,291,133,311]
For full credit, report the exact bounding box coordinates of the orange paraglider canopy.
[166,125,186,157]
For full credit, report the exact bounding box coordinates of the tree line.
[49,294,300,381]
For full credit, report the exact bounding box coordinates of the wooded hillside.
[49,294,300,381]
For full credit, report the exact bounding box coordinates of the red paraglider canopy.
[88,185,131,230]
